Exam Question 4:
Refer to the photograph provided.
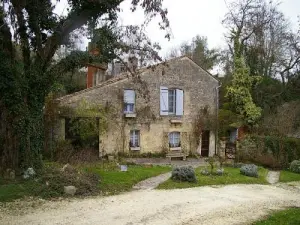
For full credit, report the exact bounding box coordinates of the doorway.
[201,130,210,157]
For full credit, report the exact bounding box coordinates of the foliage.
[290,160,300,174]
[36,164,100,197]
[218,108,241,137]
[0,163,100,201]
[117,152,166,158]
[205,157,217,174]
[222,0,300,126]
[157,166,268,189]
[257,136,300,168]
[253,208,300,225]
[252,77,285,113]
[67,99,110,149]
[280,170,300,183]
[0,0,169,173]
[0,162,171,201]
[169,35,220,71]
[240,164,258,178]
[54,140,75,162]
[193,106,216,145]
[171,166,196,182]
[226,55,262,125]
[260,101,300,137]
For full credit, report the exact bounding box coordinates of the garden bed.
[0,162,171,202]
[157,166,268,189]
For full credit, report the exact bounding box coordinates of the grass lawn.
[279,170,300,183]
[0,179,36,202]
[0,162,171,202]
[253,208,300,225]
[84,163,171,195]
[157,166,268,189]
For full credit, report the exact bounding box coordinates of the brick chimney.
[86,42,108,88]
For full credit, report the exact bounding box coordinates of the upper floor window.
[168,89,176,114]
[130,130,140,147]
[124,89,135,114]
[160,87,184,116]
[169,132,180,147]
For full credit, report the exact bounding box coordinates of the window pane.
[169,132,180,147]
[168,90,176,113]
[124,103,134,113]
[130,130,140,147]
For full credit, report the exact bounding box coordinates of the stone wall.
[57,57,219,156]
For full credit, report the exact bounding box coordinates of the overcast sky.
[55,0,299,56]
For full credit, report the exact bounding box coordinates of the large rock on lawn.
[64,186,77,196]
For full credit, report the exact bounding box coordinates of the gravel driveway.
[1,183,300,225]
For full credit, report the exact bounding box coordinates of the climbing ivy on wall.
[226,35,262,125]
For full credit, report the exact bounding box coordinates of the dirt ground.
[1,183,300,225]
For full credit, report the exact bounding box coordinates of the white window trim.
[124,89,135,114]
[169,132,180,148]
[160,87,184,116]
[130,130,140,148]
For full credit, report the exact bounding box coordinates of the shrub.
[33,164,100,198]
[238,136,300,169]
[201,169,210,176]
[216,168,224,176]
[205,157,217,174]
[240,164,258,178]
[290,160,300,174]
[171,166,196,182]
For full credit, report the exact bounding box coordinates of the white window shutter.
[124,90,135,104]
[160,86,168,115]
[176,89,184,116]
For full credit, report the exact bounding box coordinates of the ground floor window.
[169,132,180,147]
[130,130,140,147]
[124,103,134,113]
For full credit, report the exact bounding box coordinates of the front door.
[201,130,210,157]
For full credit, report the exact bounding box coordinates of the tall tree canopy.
[0,0,169,172]
[221,0,300,126]
[166,35,219,71]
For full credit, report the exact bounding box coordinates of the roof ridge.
[56,56,217,102]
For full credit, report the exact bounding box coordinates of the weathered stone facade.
[57,57,219,157]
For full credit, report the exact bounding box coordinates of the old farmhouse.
[56,56,219,159]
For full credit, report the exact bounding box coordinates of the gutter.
[215,82,222,155]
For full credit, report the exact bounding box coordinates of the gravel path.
[1,183,300,225]
[133,172,172,190]
[266,171,280,184]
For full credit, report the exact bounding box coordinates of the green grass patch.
[253,207,300,225]
[0,180,37,202]
[0,162,171,202]
[279,170,300,182]
[84,163,171,195]
[157,167,268,189]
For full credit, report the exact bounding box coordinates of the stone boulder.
[64,186,77,196]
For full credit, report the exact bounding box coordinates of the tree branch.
[11,0,31,73]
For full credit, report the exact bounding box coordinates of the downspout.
[215,82,222,155]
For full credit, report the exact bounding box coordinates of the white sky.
[54,0,299,56]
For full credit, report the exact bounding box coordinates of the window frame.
[130,130,140,148]
[168,89,176,115]
[169,132,181,148]
[124,89,135,114]
[124,103,134,114]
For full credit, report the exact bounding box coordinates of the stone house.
[56,56,219,159]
